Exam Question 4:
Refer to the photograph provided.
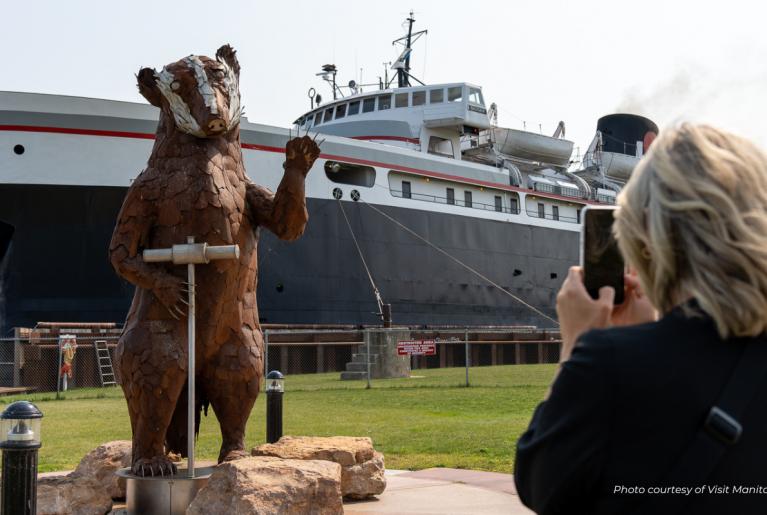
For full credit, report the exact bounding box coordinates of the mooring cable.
[359,199,560,327]
[337,199,384,313]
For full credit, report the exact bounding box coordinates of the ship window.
[348,101,360,116]
[335,103,346,119]
[448,86,463,102]
[314,112,323,126]
[413,91,426,106]
[395,93,409,108]
[430,88,444,103]
[537,203,545,218]
[427,136,454,159]
[469,87,485,106]
[363,98,375,113]
[495,196,502,212]
[447,188,455,205]
[510,198,519,214]
[324,161,376,188]
[378,95,392,110]
[464,191,473,208]
[402,181,412,199]
[324,108,334,122]
[577,209,581,224]
[553,205,559,220]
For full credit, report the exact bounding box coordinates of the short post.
[465,329,469,387]
[55,340,62,400]
[366,330,371,389]
[265,371,284,444]
[143,237,240,478]
[0,401,43,515]
[264,333,269,379]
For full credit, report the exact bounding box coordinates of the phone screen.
[581,207,624,305]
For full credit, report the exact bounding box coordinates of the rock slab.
[251,436,386,499]
[74,440,132,499]
[186,456,343,515]
[37,473,113,515]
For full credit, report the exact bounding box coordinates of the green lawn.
[6,364,556,474]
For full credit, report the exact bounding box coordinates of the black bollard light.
[0,401,43,515]
[265,371,284,444]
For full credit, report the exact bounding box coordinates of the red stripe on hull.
[0,125,155,140]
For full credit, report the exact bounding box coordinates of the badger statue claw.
[109,45,319,477]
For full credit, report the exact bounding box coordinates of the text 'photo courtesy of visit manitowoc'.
[0,11,657,515]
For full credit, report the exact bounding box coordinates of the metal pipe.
[465,329,469,387]
[366,330,371,389]
[187,236,195,478]
[56,340,62,400]
[264,333,269,380]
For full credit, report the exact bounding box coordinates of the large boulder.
[186,457,343,515]
[37,473,113,515]
[251,436,386,499]
[74,440,132,499]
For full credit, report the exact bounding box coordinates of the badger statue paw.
[132,456,178,477]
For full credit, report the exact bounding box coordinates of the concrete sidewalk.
[343,468,534,515]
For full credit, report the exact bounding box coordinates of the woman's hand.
[556,266,615,362]
[611,273,658,327]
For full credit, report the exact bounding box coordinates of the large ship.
[0,14,658,331]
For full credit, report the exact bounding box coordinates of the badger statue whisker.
[109,45,320,478]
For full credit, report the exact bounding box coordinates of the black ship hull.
[0,184,576,331]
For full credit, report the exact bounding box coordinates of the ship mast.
[391,10,427,88]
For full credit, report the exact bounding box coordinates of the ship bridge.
[293,83,492,160]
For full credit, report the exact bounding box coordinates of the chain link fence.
[0,325,562,404]
[263,327,562,392]
[0,333,123,403]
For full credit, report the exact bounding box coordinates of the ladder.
[94,340,116,387]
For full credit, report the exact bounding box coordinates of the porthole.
[513,269,522,277]
[351,190,361,202]
[550,273,557,279]
[276,284,284,293]
[333,188,343,200]
[13,145,24,155]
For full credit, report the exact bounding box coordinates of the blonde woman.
[514,124,767,515]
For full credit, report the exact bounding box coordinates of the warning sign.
[398,340,436,356]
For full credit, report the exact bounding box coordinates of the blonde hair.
[614,123,767,338]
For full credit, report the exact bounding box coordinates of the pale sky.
[3,0,767,153]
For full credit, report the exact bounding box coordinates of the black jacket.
[514,304,767,514]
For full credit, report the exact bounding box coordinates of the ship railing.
[525,210,579,224]
[390,190,521,215]
[597,194,617,205]
[531,182,587,200]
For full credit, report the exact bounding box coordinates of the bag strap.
[633,337,767,514]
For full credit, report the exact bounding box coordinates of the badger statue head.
[137,44,243,138]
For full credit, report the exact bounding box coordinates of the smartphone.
[580,206,624,305]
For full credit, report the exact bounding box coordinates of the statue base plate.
[115,463,214,515]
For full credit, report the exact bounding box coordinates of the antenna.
[390,10,427,88]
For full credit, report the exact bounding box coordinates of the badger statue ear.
[136,68,163,108]
[216,45,240,77]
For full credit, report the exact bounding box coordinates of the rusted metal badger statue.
[109,45,319,476]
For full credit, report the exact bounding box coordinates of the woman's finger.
[598,285,616,307]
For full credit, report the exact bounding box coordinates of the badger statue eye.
[171,81,180,91]
[215,70,225,79]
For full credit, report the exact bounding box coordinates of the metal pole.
[56,339,62,400]
[366,330,371,389]
[465,329,469,387]
[264,333,269,382]
[187,236,196,478]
